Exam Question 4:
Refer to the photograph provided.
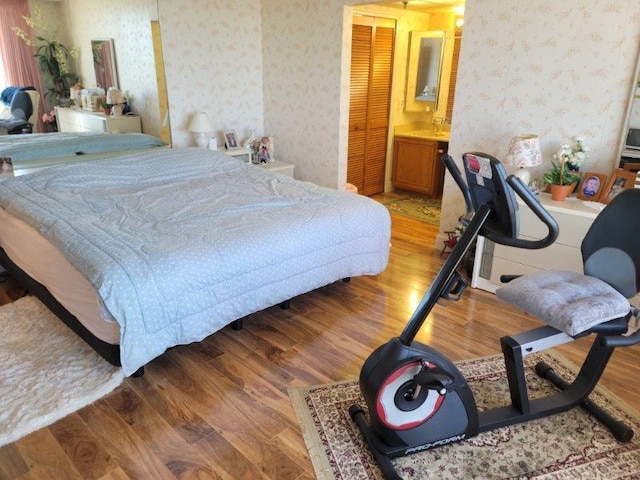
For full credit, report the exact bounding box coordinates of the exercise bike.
[350,152,640,479]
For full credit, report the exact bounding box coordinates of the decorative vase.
[549,183,576,201]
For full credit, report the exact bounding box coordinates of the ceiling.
[377,0,465,11]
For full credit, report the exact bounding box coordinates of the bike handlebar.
[442,154,474,220]
[484,175,559,250]
[442,154,559,250]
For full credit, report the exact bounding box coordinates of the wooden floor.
[0,202,639,479]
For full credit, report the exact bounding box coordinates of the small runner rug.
[381,196,441,225]
[0,296,124,447]
[290,351,640,479]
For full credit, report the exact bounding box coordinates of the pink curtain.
[0,0,46,132]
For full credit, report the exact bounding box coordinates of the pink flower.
[41,110,56,124]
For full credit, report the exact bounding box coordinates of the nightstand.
[217,148,294,177]
[218,147,252,163]
[258,161,295,178]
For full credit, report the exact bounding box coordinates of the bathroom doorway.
[348,1,464,222]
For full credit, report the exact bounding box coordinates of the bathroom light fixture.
[402,0,409,8]
[188,112,213,148]
[505,134,543,186]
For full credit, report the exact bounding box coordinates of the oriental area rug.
[381,196,441,225]
[290,352,640,479]
[0,296,124,447]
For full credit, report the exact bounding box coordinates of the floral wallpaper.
[158,0,265,149]
[37,1,640,231]
[439,0,640,234]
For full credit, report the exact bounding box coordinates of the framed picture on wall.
[577,172,607,201]
[598,169,636,204]
[224,131,239,149]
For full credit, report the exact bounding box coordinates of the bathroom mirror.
[91,39,118,90]
[405,31,445,113]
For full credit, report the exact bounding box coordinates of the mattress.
[0,148,391,375]
[0,208,119,343]
[0,132,167,176]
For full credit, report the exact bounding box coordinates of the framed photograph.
[224,131,239,150]
[577,172,607,201]
[598,169,636,204]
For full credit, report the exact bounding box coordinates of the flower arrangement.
[553,136,590,171]
[13,6,79,105]
[41,109,57,132]
[544,137,590,186]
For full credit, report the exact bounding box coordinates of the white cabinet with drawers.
[471,193,601,293]
[55,107,142,134]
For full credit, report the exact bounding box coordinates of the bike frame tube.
[399,204,491,346]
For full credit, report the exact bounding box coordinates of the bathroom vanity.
[392,130,449,195]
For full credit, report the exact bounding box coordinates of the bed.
[0,132,167,176]
[0,148,391,375]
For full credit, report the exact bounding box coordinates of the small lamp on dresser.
[188,112,213,148]
[504,133,543,186]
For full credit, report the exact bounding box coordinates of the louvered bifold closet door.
[347,16,395,196]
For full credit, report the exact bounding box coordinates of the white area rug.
[0,296,124,447]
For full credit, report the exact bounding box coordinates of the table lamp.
[188,112,213,148]
[504,134,543,186]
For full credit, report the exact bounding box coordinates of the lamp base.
[194,132,208,148]
[512,168,531,186]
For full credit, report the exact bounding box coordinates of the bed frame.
[0,247,122,366]
[0,247,337,376]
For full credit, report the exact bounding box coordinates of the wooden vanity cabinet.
[391,136,446,195]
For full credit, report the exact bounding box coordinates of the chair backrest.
[25,91,40,130]
[581,188,640,298]
[9,91,33,122]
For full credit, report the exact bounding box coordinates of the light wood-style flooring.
[0,199,638,479]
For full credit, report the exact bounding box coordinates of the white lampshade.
[505,134,543,185]
[188,112,213,148]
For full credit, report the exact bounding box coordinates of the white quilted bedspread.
[0,148,391,375]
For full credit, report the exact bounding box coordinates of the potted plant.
[543,137,589,201]
[101,101,112,115]
[13,6,79,106]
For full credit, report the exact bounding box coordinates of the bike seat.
[496,270,630,337]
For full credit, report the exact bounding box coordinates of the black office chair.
[0,91,34,134]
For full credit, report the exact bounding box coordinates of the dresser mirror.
[91,39,118,91]
[405,31,445,112]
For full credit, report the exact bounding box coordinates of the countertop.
[394,129,450,142]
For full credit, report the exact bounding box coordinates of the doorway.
[347,2,464,212]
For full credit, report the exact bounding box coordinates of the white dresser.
[257,160,295,178]
[55,107,142,134]
[471,193,601,293]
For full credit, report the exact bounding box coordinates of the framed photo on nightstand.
[577,172,606,201]
[224,131,239,149]
[599,169,636,204]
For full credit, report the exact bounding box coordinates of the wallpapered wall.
[440,0,640,233]
[158,0,265,149]
[36,1,640,232]
[30,0,161,138]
